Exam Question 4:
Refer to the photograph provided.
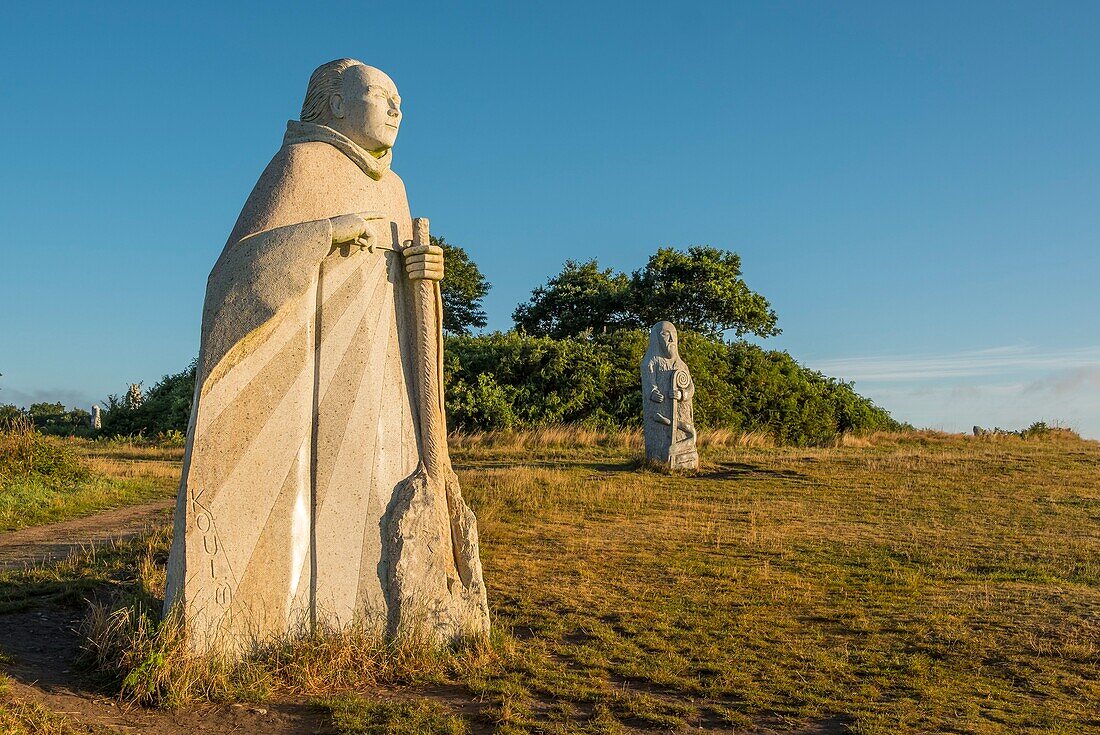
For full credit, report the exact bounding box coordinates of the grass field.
[0,424,181,532]
[0,429,1097,734]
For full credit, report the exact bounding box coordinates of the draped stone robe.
[641,346,699,470]
[164,122,423,651]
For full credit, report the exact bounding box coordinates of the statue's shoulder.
[280,139,352,168]
[382,167,406,189]
[249,141,337,189]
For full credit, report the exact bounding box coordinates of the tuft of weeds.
[81,583,504,708]
[81,603,272,707]
[255,622,454,695]
[81,601,477,707]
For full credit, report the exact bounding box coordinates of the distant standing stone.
[90,405,102,430]
[641,322,699,470]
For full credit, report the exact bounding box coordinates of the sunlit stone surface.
[164,59,489,654]
[641,321,699,470]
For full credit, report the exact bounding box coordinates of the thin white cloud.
[1023,366,1100,397]
[858,378,1100,439]
[810,345,1100,382]
[806,347,1100,439]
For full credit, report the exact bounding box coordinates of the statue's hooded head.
[649,321,679,360]
[300,58,402,156]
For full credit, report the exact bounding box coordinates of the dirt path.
[0,500,336,734]
[0,500,174,571]
[0,605,332,734]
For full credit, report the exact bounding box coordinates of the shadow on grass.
[771,712,856,734]
[702,461,813,483]
[0,583,342,734]
[454,457,642,473]
[0,576,104,614]
[0,595,98,692]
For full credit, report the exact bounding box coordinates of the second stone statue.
[642,321,700,470]
[164,59,490,654]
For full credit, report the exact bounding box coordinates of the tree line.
[3,238,901,444]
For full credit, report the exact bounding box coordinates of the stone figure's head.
[301,58,402,155]
[650,321,679,359]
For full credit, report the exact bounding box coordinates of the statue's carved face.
[650,321,678,359]
[660,328,677,358]
[331,65,402,153]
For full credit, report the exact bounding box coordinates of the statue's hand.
[403,243,444,281]
[650,388,665,403]
[330,212,386,246]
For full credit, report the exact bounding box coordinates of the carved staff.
[408,217,450,480]
[385,216,490,640]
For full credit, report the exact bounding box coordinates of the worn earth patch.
[0,501,173,571]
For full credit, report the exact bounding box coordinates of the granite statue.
[642,321,699,470]
[164,59,490,653]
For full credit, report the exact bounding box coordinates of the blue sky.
[1,1,1098,436]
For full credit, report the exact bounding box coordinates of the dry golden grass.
[82,456,181,482]
[448,424,776,453]
[449,425,644,452]
[452,430,1100,734]
[1,428,1097,734]
[82,441,185,463]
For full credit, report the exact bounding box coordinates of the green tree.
[630,246,779,338]
[0,404,25,429]
[512,260,636,338]
[101,361,196,436]
[26,402,92,436]
[435,236,490,336]
[28,402,68,431]
[512,247,778,339]
[442,329,898,441]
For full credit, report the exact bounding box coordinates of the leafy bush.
[445,330,899,443]
[91,332,897,446]
[21,402,94,437]
[444,332,623,431]
[0,414,89,490]
[724,341,898,444]
[101,361,197,438]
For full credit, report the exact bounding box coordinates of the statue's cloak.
[165,122,421,650]
[641,337,698,469]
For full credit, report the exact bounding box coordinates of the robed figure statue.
[164,59,490,654]
[642,321,699,470]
